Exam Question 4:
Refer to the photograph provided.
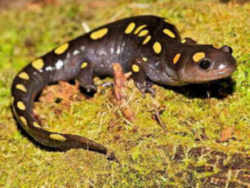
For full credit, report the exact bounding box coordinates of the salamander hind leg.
[76,61,97,93]
[131,58,155,96]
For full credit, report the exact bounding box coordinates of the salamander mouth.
[210,63,236,80]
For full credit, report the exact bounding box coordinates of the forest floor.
[0,0,249,187]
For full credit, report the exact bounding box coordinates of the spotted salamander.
[11,15,236,160]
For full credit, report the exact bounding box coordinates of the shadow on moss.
[162,77,236,99]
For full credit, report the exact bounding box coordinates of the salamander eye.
[199,59,211,70]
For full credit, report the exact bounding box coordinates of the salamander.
[11,15,236,160]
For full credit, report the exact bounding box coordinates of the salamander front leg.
[76,61,97,93]
[131,58,155,96]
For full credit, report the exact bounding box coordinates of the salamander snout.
[215,45,237,75]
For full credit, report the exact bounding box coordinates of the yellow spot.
[17,101,26,111]
[125,22,136,34]
[20,116,28,127]
[18,72,29,80]
[90,28,108,40]
[138,30,149,37]
[163,28,175,38]
[173,53,181,64]
[153,41,162,54]
[32,58,44,70]
[193,52,206,62]
[49,134,66,142]
[132,64,140,72]
[142,57,148,62]
[142,35,151,45]
[134,24,147,34]
[54,43,69,55]
[81,62,88,69]
[181,38,186,43]
[33,122,41,128]
[16,84,27,92]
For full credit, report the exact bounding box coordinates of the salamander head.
[177,45,236,84]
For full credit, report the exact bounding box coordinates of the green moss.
[0,0,249,187]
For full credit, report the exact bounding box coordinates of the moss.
[0,0,249,187]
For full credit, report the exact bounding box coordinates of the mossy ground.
[0,0,249,187]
